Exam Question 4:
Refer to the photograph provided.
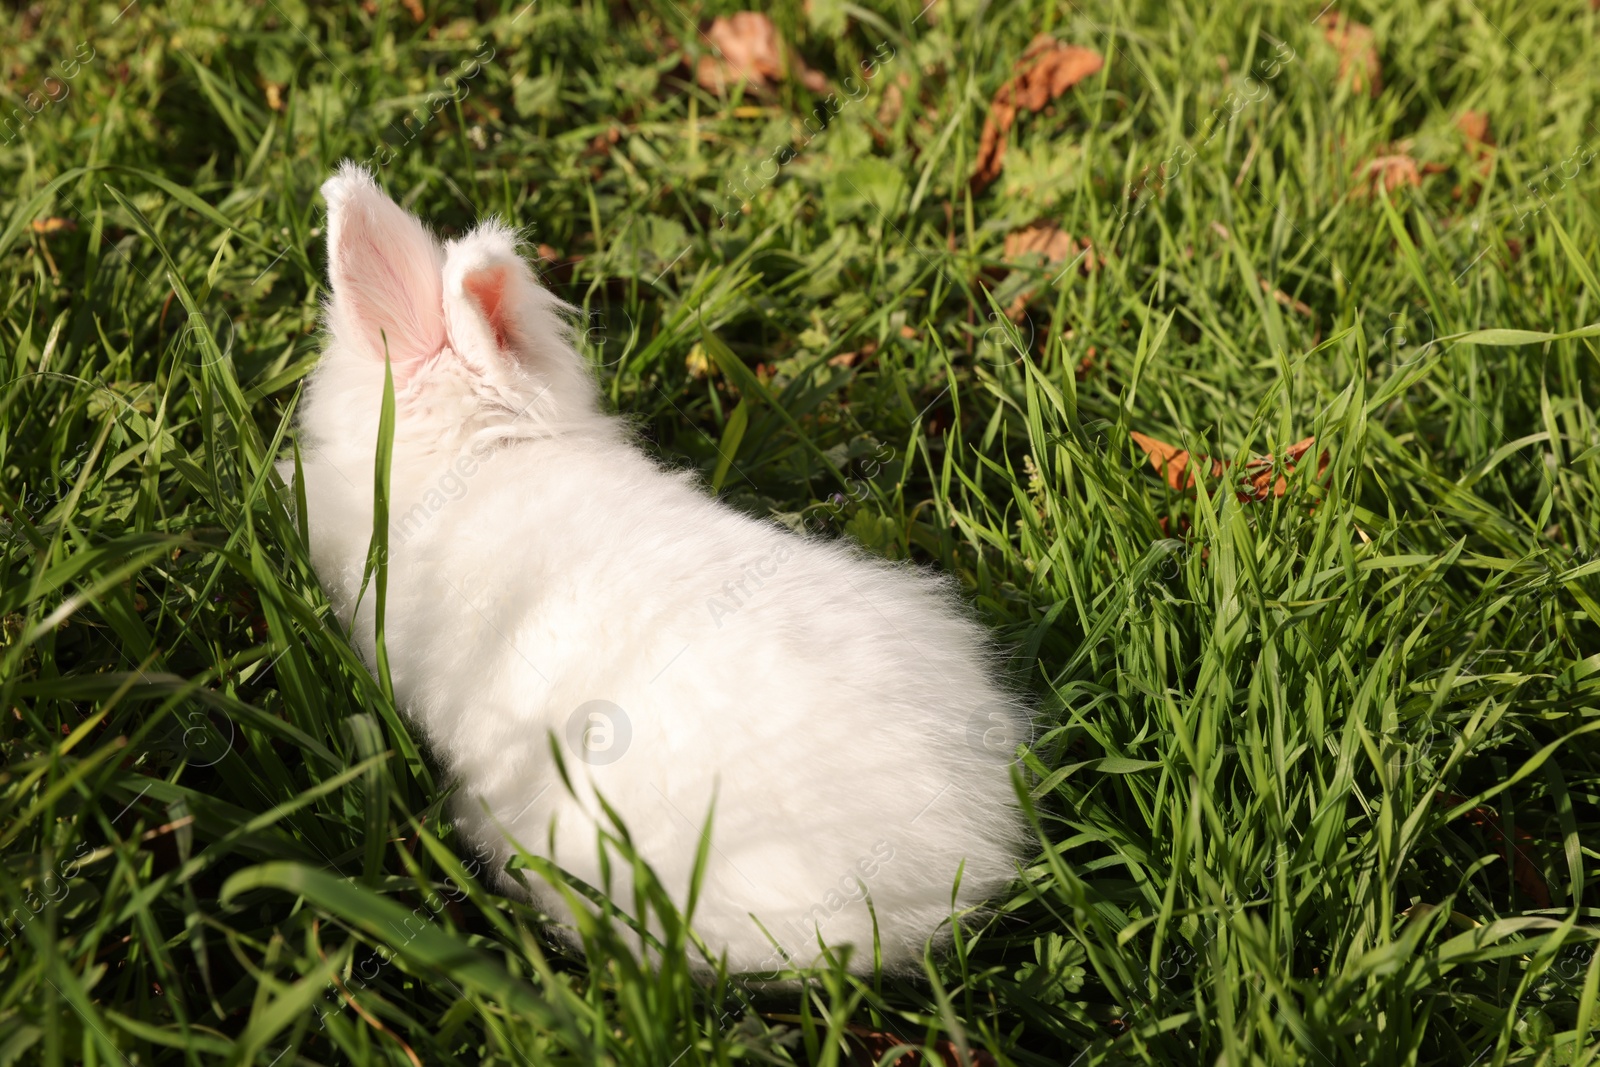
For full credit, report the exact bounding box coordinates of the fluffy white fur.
[292,162,1031,975]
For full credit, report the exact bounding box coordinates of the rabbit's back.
[352,439,1027,973]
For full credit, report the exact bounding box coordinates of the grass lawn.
[4,0,1600,1062]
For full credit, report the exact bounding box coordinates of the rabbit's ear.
[321,162,445,371]
[442,221,568,374]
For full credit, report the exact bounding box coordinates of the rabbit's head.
[306,162,602,460]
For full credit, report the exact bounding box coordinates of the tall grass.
[2,0,1599,1062]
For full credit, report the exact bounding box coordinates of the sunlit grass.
[3,0,1600,1062]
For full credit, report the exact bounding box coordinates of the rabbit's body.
[295,164,1029,975]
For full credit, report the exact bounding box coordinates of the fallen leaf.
[1356,153,1421,196]
[845,1023,997,1066]
[1440,794,1551,908]
[972,35,1103,189]
[696,12,827,96]
[877,71,910,125]
[1238,437,1329,500]
[1453,110,1495,198]
[1130,432,1225,491]
[1323,14,1380,97]
[1132,432,1327,500]
[1004,223,1079,264]
[1000,223,1094,318]
[1456,110,1492,147]
[586,126,622,155]
[829,339,878,368]
[1260,278,1313,318]
[401,0,425,21]
[31,218,77,236]
[533,244,581,285]
[263,81,284,112]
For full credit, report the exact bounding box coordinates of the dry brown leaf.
[586,126,622,155]
[877,71,910,125]
[1130,432,1225,491]
[1132,432,1327,501]
[1453,110,1495,199]
[264,82,284,112]
[1238,437,1329,500]
[828,339,878,369]
[31,218,77,236]
[845,1023,997,1066]
[1260,278,1313,318]
[1356,153,1421,196]
[1456,110,1492,147]
[401,0,425,21]
[1003,223,1079,264]
[1324,14,1380,97]
[1157,514,1196,540]
[1004,223,1081,267]
[972,35,1103,189]
[696,13,827,95]
[1000,224,1097,319]
[534,244,581,286]
[1441,793,1552,908]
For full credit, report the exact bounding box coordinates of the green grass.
[4,0,1600,1062]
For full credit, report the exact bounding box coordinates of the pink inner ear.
[463,265,511,349]
[325,185,445,371]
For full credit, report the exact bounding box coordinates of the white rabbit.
[291,162,1031,976]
